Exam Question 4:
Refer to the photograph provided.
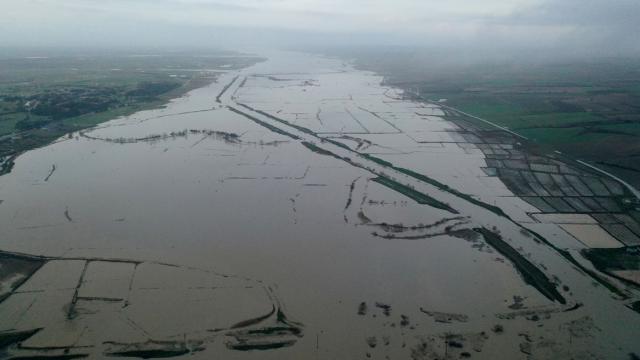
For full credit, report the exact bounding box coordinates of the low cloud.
[0,0,638,56]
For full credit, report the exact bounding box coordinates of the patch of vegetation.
[0,328,41,349]
[476,227,566,304]
[107,349,190,358]
[239,103,316,136]
[359,153,508,218]
[362,153,393,167]
[629,301,640,314]
[301,141,336,157]
[372,176,458,213]
[325,138,353,151]
[395,166,508,217]
[0,52,263,176]
[82,129,241,145]
[552,247,628,298]
[301,141,348,162]
[335,48,640,188]
[228,106,300,140]
[125,81,181,99]
[581,247,640,288]
[582,247,640,271]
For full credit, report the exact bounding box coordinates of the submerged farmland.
[0,52,639,359]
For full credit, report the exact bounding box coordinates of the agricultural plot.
[0,52,639,359]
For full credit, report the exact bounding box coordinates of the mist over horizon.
[2,1,640,359]
[2,0,640,62]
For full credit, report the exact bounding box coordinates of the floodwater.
[0,52,639,359]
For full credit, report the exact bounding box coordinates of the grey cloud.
[481,0,640,55]
[0,0,638,57]
[503,0,640,28]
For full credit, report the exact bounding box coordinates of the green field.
[0,51,263,175]
[336,49,640,187]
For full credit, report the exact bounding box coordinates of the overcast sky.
[1,0,639,55]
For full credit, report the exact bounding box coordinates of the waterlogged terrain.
[0,52,639,359]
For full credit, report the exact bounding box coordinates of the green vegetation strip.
[362,154,508,218]
[235,96,632,299]
[476,227,566,304]
[0,54,264,177]
[524,228,629,298]
[0,154,16,176]
[238,103,316,136]
[237,101,506,219]
[228,107,299,140]
[234,101,631,298]
[301,141,345,161]
[583,247,640,271]
[582,247,640,288]
[373,176,458,214]
[325,138,354,151]
[396,167,507,217]
[237,105,505,218]
[216,75,239,103]
[0,329,42,350]
[630,301,640,315]
[299,139,457,214]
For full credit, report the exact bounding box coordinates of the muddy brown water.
[0,51,638,359]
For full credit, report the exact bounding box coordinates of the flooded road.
[1,52,639,359]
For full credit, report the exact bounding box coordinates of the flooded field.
[1,52,639,359]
